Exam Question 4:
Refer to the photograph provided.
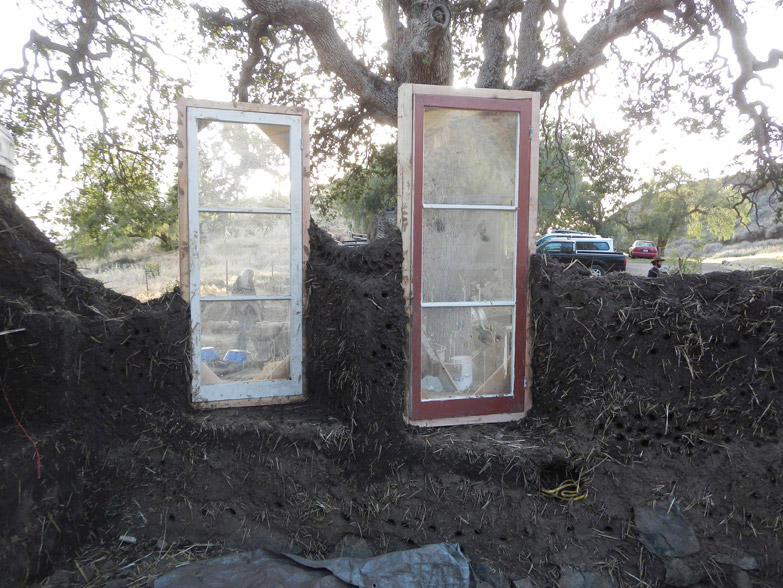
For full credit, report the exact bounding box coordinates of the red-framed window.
[406,91,535,424]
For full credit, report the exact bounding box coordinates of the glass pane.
[420,306,513,400]
[422,209,515,303]
[422,108,518,206]
[200,300,291,383]
[198,121,291,209]
[199,212,290,298]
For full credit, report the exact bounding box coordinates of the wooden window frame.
[177,98,310,408]
[397,85,539,426]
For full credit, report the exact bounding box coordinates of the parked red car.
[628,240,658,259]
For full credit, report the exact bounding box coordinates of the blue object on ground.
[201,347,219,362]
[224,349,249,364]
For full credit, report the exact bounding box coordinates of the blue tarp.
[153,543,471,588]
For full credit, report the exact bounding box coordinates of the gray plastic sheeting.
[153,543,470,588]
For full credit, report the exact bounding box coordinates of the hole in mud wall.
[304,222,407,430]
[538,458,581,489]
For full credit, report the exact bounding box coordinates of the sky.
[1,1,781,223]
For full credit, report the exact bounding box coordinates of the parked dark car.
[536,240,627,277]
[628,240,658,259]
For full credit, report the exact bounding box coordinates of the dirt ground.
[2,175,782,588]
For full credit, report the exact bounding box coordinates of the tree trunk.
[245,0,455,123]
[393,1,453,86]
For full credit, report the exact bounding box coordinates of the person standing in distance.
[232,268,259,350]
[648,256,666,277]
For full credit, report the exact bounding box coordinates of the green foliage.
[32,201,66,244]
[537,118,635,234]
[60,134,178,256]
[616,167,747,256]
[672,256,703,275]
[315,143,397,232]
[164,278,180,294]
[143,262,162,298]
[144,262,162,279]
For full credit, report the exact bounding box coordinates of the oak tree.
[2,0,782,213]
[617,166,742,256]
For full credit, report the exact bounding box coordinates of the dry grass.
[702,236,783,259]
[700,238,783,269]
[76,239,179,301]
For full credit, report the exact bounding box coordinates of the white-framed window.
[178,100,309,407]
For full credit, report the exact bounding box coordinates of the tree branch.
[382,0,405,82]
[243,0,399,123]
[512,0,550,92]
[476,0,525,88]
[515,0,677,101]
[711,0,783,201]
[237,15,273,102]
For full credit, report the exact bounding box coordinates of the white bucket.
[450,355,473,392]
